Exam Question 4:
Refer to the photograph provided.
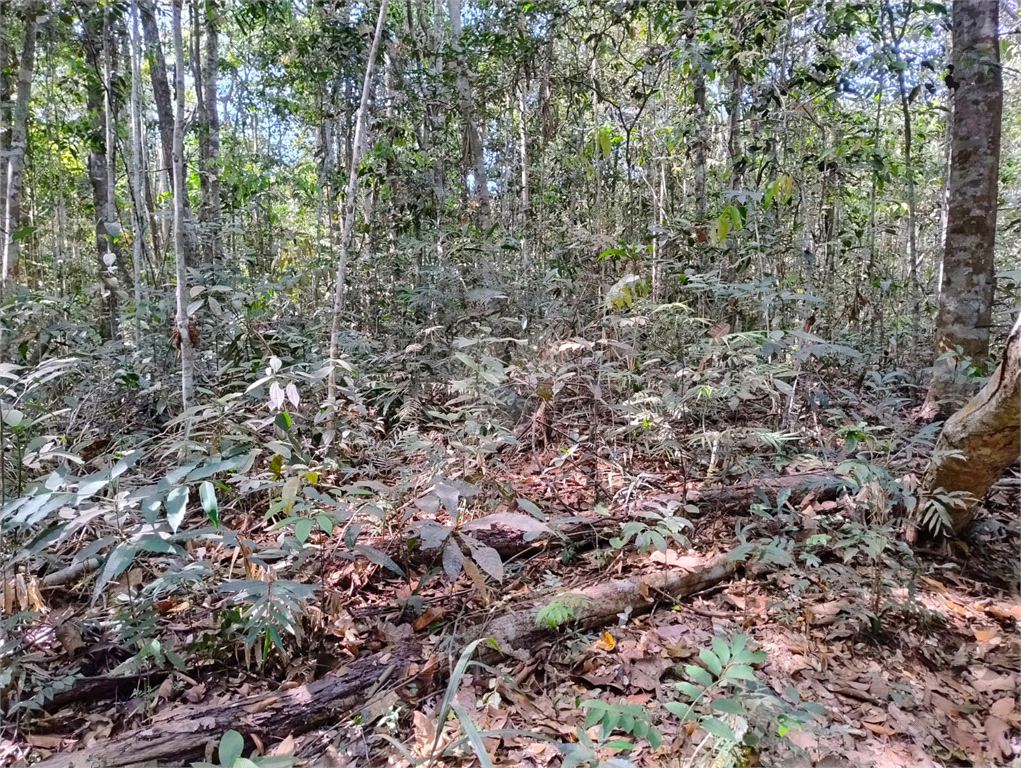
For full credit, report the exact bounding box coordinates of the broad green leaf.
[353,544,404,576]
[199,481,218,526]
[92,544,136,605]
[685,664,714,687]
[700,716,737,743]
[291,518,312,543]
[219,730,245,768]
[711,637,731,665]
[675,681,703,702]
[166,486,189,533]
[711,698,744,715]
[700,648,723,677]
[722,664,758,681]
[137,535,182,555]
[442,540,464,581]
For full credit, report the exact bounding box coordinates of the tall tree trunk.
[172,0,195,406]
[447,0,489,226]
[0,0,10,228]
[82,5,120,341]
[139,0,199,268]
[128,0,148,347]
[692,63,707,224]
[517,81,528,214]
[1,2,40,296]
[196,0,222,267]
[924,0,1002,416]
[886,5,920,349]
[326,0,388,412]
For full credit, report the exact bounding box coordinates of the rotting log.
[33,555,738,768]
[921,313,1021,535]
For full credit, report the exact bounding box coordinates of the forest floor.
[3,377,1020,768]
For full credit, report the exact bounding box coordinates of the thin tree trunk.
[139,0,199,268]
[924,0,1002,416]
[447,0,489,225]
[1,2,40,296]
[886,6,920,349]
[172,0,195,407]
[326,0,388,410]
[517,81,529,214]
[692,63,707,224]
[128,0,148,347]
[198,0,222,268]
[82,6,120,342]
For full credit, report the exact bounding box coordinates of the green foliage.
[190,730,294,768]
[609,500,694,554]
[663,634,824,761]
[535,593,593,629]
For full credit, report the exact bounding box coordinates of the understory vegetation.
[0,0,1019,766]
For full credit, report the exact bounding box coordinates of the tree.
[172,0,195,406]
[919,312,1020,537]
[326,0,389,410]
[447,0,489,226]
[0,1,40,296]
[923,0,1002,416]
[139,0,199,267]
[81,1,121,341]
[196,0,222,267]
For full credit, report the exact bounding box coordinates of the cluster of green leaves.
[558,700,661,768]
[534,593,593,629]
[665,634,824,760]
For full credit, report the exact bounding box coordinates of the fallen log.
[402,471,845,564]
[43,672,171,713]
[34,554,738,768]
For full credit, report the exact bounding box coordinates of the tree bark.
[82,4,121,341]
[172,0,196,407]
[326,0,388,410]
[0,1,40,296]
[692,63,707,224]
[921,313,1020,536]
[925,0,1002,415]
[195,0,222,268]
[128,0,148,347]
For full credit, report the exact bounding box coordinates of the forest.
[0,0,1019,765]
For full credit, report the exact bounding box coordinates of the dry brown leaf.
[183,683,207,704]
[970,667,1016,693]
[991,697,1017,721]
[805,600,848,626]
[54,622,84,655]
[973,626,1000,644]
[242,695,278,714]
[412,710,437,756]
[986,715,1013,760]
[26,734,64,749]
[948,722,981,756]
[931,692,960,717]
[412,605,445,632]
[862,721,895,736]
[269,734,294,756]
[985,603,1021,621]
